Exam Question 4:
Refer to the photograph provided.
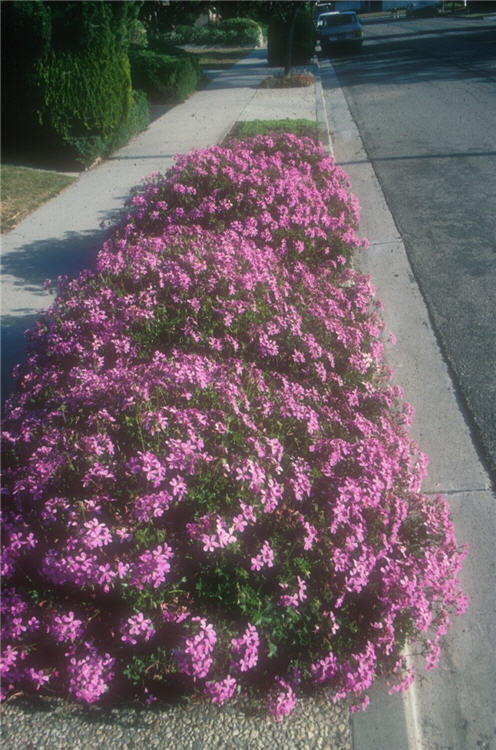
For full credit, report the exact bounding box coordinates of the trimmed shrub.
[145,37,202,78]
[1,1,135,168]
[46,88,149,169]
[1,1,52,154]
[129,47,201,103]
[1,136,467,718]
[0,1,52,60]
[128,18,149,48]
[166,24,219,45]
[34,45,133,165]
[161,18,263,47]
[218,18,263,46]
[268,9,316,67]
[107,90,150,153]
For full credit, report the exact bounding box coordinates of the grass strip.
[1,165,77,233]
[226,118,321,144]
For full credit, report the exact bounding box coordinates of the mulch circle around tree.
[261,72,315,88]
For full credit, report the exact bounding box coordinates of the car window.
[316,4,333,14]
[324,14,356,27]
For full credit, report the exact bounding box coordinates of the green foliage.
[50,1,115,52]
[147,37,202,77]
[188,469,239,513]
[107,89,150,154]
[167,23,227,45]
[123,647,177,688]
[127,18,149,48]
[61,135,107,170]
[37,46,132,139]
[1,1,52,61]
[218,18,263,45]
[217,1,309,25]
[139,0,211,36]
[267,8,316,67]
[1,0,136,167]
[129,47,201,103]
[161,18,263,46]
[1,1,51,149]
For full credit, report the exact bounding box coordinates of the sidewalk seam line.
[426,487,492,496]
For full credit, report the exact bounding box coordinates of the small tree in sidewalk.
[266,2,315,75]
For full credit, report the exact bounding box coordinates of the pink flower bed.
[1,135,467,718]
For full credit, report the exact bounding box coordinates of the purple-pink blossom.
[121,612,155,645]
[0,134,467,717]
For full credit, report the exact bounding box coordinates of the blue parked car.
[317,11,364,53]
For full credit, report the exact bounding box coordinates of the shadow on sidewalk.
[1,313,40,411]
[1,229,105,290]
[1,229,108,408]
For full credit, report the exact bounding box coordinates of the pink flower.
[121,613,155,645]
[51,612,84,643]
[268,677,297,721]
[205,675,237,704]
[250,540,274,571]
[26,667,50,690]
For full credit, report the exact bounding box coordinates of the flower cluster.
[1,135,467,718]
[231,624,260,673]
[121,613,155,646]
[175,617,217,679]
[67,643,115,704]
[250,541,274,571]
[268,676,298,722]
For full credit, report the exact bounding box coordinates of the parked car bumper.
[320,33,363,51]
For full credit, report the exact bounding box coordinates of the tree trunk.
[284,7,298,76]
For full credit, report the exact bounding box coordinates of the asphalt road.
[320,13,496,479]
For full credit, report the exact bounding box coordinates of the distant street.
[320,13,496,478]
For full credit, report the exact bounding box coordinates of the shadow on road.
[319,26,496,86]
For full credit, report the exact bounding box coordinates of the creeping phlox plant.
[1,135,467,719]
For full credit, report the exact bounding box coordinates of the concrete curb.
[313,56,334,157]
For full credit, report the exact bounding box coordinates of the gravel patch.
[1,691,352,750]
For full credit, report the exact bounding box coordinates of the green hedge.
[1,1,140,168]
[147,37,202,78]
[37,46,133,143]
[162,18,263,46]
[218,18,263,46]
[267,9,316,67]
[129,47,201,104]
[40,87,149,169]
[107,89,150,153]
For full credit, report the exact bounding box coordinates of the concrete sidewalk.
[1,44,494,750]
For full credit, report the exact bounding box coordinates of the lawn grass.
[1,165,77,233]
[226,118,321,143]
